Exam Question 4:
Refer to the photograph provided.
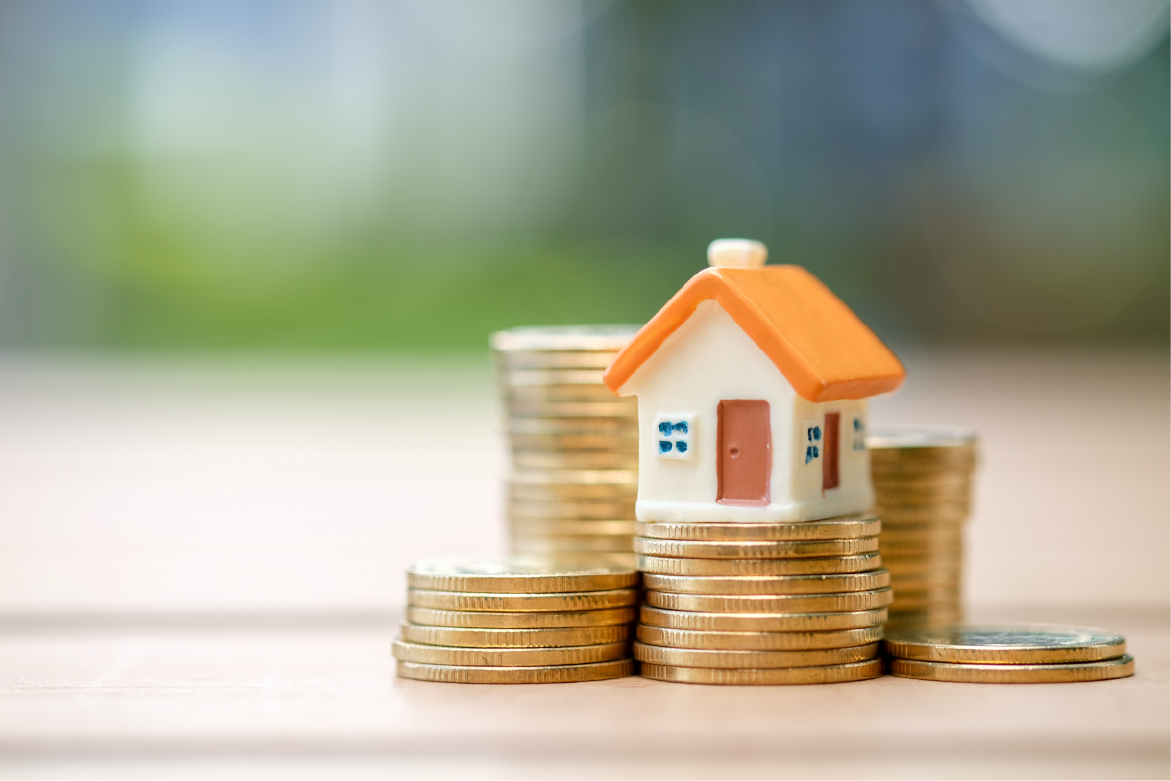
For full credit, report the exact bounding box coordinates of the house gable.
[624,299,797,511]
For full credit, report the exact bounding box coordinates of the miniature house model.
[603,240,905,523]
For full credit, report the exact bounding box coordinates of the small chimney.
[707,239,768,269]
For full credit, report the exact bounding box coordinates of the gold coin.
[886,609,964,630]
[877,502,972,521]
[640,605,887,632]
[405,605,637,629]
[888,655,1134,684]
[509,520,637,536]
[407,555,636,593]
[640,658,882,685]
[511,535,635,554]
[399,622,632,648]
[891,586,961,602]
[642,570,890,595]
[510,468,638,486]
[494,351,619,370]
[637,624,885,651]
[892,585,961,600]
[879,527,966,545]
[635,537,879,560]
[646,588,893,614]
[397,657,635,684]
[506,383,617,401]
[878,518,967,534]
[874,474,973,488]
[866,425,978,450]
[883,624,1127,664]
[888,577,962,593]
[496,353,617,370]
[499,367,609,386]
[885,557,964,573]
[870,448,977,465]
[875,488,972,505]
[512,451,640,470]
[881,553,964,574]
[393,639,628,667]
[638,551,882,576]
[509,432,638,451]
[635,514,880,542]
[510,482,637,502]
[407,587,638,612]
[507,400,637,418]
[509,500,636,521]
[633,640,878,669]
[506,416,637,435]
[491,325,638,353]
[880,538,964,555]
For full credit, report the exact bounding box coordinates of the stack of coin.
[394,556,638,683]
[867,426,978,628]
[884,623,1135,683]
[492,326,640,558]
[632,514,891,685]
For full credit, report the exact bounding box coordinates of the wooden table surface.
[0,350,1167,779]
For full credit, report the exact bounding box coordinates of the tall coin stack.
[632,514,891,685]
[394,556,638,683]
[867,427,978,629]
[492,326,640,560]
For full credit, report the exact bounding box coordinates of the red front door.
[717,400,771,507]
[823,412,840,492]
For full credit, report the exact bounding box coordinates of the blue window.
[654,413,695,460]
[804,421,823,465]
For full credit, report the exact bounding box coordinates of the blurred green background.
[0,0,1165,350]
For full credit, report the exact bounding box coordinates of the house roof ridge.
[602,264,905,402]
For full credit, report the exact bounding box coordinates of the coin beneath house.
[396,658,635,684]
[888,655,1134,684]
[407,556,637,593]
[640,605,887,632]
[635,537,880,560]
[635,514,881,542]
[642,570,891,595]
[645,588,893,614]
[406,588,639,613]
[638,551,882,577]
[393,639,629,667]
[637,624,885,651]
[883,624,1128,665]
[405,605,637,629]
[640,658,883,685]
[398,622,632,649]
[633,641,879,669]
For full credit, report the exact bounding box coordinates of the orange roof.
[603,265,905,402]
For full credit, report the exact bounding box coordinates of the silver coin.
[883,623,1128,664]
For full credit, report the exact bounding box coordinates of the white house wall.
[791,395,875,518]
[618,299,874,522]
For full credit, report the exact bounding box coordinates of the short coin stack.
[491,326,640,559]
[394,556,638,683]
[633,514,891,684]
[884,623,1135,683]
[867,426,978,628]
